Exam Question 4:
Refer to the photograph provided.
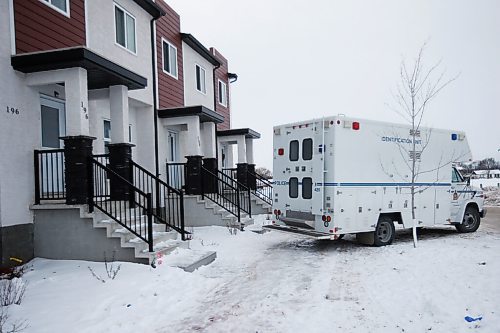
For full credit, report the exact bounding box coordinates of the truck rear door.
[274,121,324,216]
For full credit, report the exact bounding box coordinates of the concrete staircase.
[83,205,216,270]
[183,195,254,228]
[250,195,272,215]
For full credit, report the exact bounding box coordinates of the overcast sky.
[166,0,500,169]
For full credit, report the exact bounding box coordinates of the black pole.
[151,17,162,212]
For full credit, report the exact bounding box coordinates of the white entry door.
[40,95,66,196]
[41,95,66,148]
[167,131,182,188]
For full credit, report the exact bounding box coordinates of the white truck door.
[450,167,469,222]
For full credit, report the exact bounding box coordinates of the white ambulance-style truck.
[265,116,487,246]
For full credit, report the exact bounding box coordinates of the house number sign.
[81,101,88,119]
[6,106,20,115]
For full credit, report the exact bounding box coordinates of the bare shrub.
[0,279,26,307]
[0,308,28,333]
[88,252,121,283]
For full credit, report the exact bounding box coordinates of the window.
[104,120,111,151]
[289,177,298,198]
[41,105,61,148]
[162,39,178,78]
[218,80,227,106]
[302,138,313,160]
[302,177,312,199]
[128,124,132,143]
[114,4,136,53]
[452,168,463,183]
[196,65,206,94]
[40,0,69,16]
[289,140,299,161]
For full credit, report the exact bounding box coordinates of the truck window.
[452,168,464,183]
[289,140,299,161]
[302,177,312,199]
[289,177,298,198]
[302,138,313,160]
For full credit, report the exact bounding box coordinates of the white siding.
[182,42,215,110]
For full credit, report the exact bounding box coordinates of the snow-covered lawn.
[5,215,500,333]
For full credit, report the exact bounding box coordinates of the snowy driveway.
[9,211,500,333]
[160,213,500,333]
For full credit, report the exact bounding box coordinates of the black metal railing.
[131,161,188,240]
[249,171,273,205]
[90,158,154,252]
[92,154,110,198]
[221,168,237,180]
[166,162,187,190]
[93,154,109,167]
[201,167,251,222]
[34,149,66,204]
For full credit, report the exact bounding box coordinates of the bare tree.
[388,43,458,247]
[255,167,272,180]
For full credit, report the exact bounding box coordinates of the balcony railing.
[34,149,66,203]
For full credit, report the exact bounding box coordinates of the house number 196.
[6,106,20,115]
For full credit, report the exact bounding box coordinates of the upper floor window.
[40,0,70,16]
[162,39,178,78]
[218,80,227,107]
[196,65,206,94]
[114,3,136,54]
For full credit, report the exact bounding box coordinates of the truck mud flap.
[263,224,335,239]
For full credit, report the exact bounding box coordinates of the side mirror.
[465,176,471,186]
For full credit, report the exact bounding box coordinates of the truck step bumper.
[263,224,338,239]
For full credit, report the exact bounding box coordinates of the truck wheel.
[374,216,396,246]
[456,206,480,233]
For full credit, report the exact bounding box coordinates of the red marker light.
[278,148,284,156]
[352,122,360,130]
[326,216,331,222]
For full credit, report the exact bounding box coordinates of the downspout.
[151,16,162,179]
[213,63,221,165]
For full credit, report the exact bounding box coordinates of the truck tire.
[374,216,396,246]
[456,206,480,233]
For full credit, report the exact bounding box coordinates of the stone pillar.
[203,158,218,193]
[237,163,248,188]
[62,135,95,205]
[185,155,203,195]
[65,68,90,136]
[246,138,254,165]
[237,135,247,164]
[200,122,216,158]
[107,143,134,201]
[247,163,256,190]
[109,85,129,143]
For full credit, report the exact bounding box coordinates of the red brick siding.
[14,0,86,54]
[211,48,230,130]
[155,1,184,109]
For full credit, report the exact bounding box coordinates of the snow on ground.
[471,178,500,190]
[483,188,500,207]
[5,215,500,333]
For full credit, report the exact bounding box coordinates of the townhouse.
[0,0,268,268]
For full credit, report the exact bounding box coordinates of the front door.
[41,95,66,148]
[40,95,66,196]
[167,131,182,188]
